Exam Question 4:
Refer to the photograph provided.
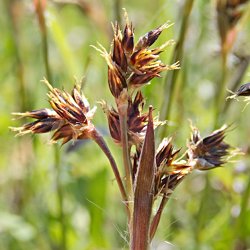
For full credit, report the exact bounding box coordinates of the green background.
[1,0,250,249]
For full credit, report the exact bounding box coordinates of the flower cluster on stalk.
[97,12,233,202]
[11,12,235,243]
[12,79,96,145]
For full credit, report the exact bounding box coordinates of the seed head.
[187,124,231,170]
[11,79,96,145]
[154,138,191,196]
[102,91,159,147]
[95,11,179,94]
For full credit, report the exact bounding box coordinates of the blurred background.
[1,0,250,249]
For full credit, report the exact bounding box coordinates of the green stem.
[159,0,194,139]
[235,173,250,244]
[42,30,52,83]
[214,52,228,128]
[35,3,66,249]
[5,0,27,111]
[54,146,67,250]
[194,174,211,249]
[113,0,122,24]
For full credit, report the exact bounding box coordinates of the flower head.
[11,79,96,145]
[187,124,231,170]
[102,91,152,146]
[154,138,191,196]
[94,11,179,98]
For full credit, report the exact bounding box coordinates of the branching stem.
[91,129,130,218]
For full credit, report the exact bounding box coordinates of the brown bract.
[11,79,96,145]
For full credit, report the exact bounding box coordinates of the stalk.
[5,0,27,111]
[113,0,122,24]
[54,145,67,250]
[34,2,66,249]
[214,51,228,128]
[117,101,133,218]
[234,174,250,247]
[159,0,194,139]
[149,196,169,241]
[91,129,130,218]
[149,176,185,241]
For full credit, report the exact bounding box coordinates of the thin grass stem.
[159,0,194,139]
[54,145,67,250]
[235,173,250,246]
[35,2,66,249]
[5,0,27,111]
[214,52,228,128]
[113,0,122,24]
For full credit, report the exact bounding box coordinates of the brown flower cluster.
[102,91,149,146]
[154,138,190,197]
[96,12,179,99]
[10,11,236,245]
[187,124,231,170]
[97,12,178,147]
[12,79,96,145]
[96,13,233,200]
[153,124,231,199]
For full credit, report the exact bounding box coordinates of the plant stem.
[113,0,122,24]
[118,104,133,217]
[91,129,130,218]
[5,0,27,111]
[42,28,52,83]
[149,196,169,241]
[214,51,228,128]
[149,176,185,241]
[35,2,66,249]
[235,173,250,245]
[159,0,194,139]
[54,146,67,250]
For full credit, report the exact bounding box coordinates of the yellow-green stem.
[234,173,250,247]
[159,0,194,139]
[113,0,122,24]
[214,52,228,128]
[54,146,67,250]
[5,0,27,111]
[36,3,67,249]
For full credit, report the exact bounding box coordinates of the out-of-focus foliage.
[1,0,250,249]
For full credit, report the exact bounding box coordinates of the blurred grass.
[1,0,250,249]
